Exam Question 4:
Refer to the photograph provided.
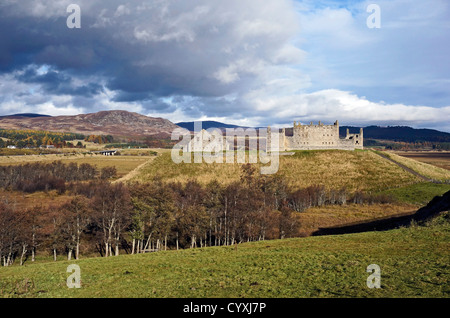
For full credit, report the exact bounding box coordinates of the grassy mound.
[134,150,426,192]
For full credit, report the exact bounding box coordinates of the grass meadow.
[134,149,428,192]
[0,212,448,298]
[0,153,152,179]
[377,182,450,206]
[394,151,450,171]
[379,151,450,181]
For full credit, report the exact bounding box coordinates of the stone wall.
[267,120,363,151]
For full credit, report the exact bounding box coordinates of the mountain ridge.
[1,112,448,143]
[341,125,450,143]
[0,110,179,138]
[175,120,252,131]
[177,120,450,143]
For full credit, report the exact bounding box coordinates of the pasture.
[0,152,155,179]
[0,212,448,298]
[394,151,450,171]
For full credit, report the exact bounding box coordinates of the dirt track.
[374,151,436,182]
[112,155,159,183]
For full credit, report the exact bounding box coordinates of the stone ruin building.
[267,120,363,151]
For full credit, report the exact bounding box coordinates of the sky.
[0,0,449,131]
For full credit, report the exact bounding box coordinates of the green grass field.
[376,182,450,205]
[1,212,448,298]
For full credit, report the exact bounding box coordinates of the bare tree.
[129,181,175,252]
[0,203,20,266]
[92,182,132,256]
[61,196,90,260]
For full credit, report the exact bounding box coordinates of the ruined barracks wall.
[267,120,363,151]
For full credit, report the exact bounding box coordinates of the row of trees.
[0,161,117,193]
[0,165,298,265]
[288,185,393,212]
[0,164,394,266]
[0,129,85,149]
[0,129,116,148]
[84,135,114,144]
[364,139,450,151]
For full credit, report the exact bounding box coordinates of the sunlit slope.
[1,213,448,298]
[132,150,427,192]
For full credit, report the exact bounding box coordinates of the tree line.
[0,164,394,266]
[0,129,85,149]
[84,134,114,144]
[0,161,117,193]
[0,128,117,149]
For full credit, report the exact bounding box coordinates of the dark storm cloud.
[0,0,298,102]
[16,67,70,87]
[0,0,304,122]
[15,65,103,97]
[0,0,448,132]
[0,13,99,72]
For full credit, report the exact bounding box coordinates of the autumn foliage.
[0,164,394,266]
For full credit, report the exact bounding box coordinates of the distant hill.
[178,121,450,143]
[340,126,450,143]
[2,112,448,143]
[0,110,179,138]
[0,113,52,119]
[176,120,250,131]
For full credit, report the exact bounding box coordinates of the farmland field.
[394,151,450,171]
[297,203,417,236]
[0,153,156,179]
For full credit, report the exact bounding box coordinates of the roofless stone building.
[267,120,363,151]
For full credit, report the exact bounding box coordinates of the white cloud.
[114,4,131,17]
[0,0,449,133]
[298,6,371,49]
[244,88,450,130]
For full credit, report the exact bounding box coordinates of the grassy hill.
[132,149,450,193]
[0,212,448,298]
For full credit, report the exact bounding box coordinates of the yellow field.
[0,153,154,178]
[133,149,425,192]
[393,151,450,171]
[297,202,417,236]
[384,151,450,181]
[2,148,448,192]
